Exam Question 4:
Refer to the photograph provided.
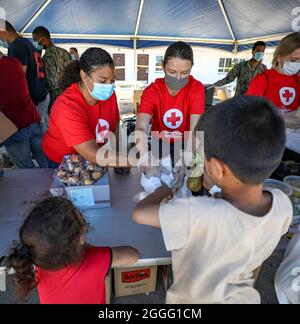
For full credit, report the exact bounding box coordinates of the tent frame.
[17,0,291,84]
[19,0,290,49]
[20,0,52,34]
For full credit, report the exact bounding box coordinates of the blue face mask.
[70,53,76,61]
[32,41,43,51]
[0,39,8,49]
[86,76,115,101]
[253,52,264,62]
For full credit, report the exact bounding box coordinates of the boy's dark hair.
[0,20,17,33]
[163,41,194,67]
[5,197,90,298]
[60,47,114,92]
[32,26,51,39]
[252,41,266,51]
[196,96,286,184]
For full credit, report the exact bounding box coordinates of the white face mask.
[281,61,300,75]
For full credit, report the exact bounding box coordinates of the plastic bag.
[275,232,300,304]
[134,152,185,202]
[283,109,300,130]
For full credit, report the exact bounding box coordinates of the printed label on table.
[68,188,95,207]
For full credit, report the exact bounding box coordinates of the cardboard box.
[114,266,157,297]
[50,171,110,209]
[50,156,111,209]
[0,112,17,143]
[160,265,173,291]
[105,271,112,304]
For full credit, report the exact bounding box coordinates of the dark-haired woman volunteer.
[42,47,128,169]
[136,41,205,161]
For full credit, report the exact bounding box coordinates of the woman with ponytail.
[5,197,139,304]
[42,47,129,169]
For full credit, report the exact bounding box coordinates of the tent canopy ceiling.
[1,0,299,51]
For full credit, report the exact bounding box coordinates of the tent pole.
[20,0,52,34]
[217,0,236,43]
[136,35,233,44]
[238,33,288,44]
[133,0,144,88]
[233,41,238,56]
[134,38,137,88]
[134,0,144,37]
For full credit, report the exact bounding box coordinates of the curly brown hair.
[5,197,90,298]
[59,47,115,92]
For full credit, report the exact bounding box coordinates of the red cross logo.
[96,119,110,143]
[98,124,107,135]
[279,87,296,106]
[163,109,183,129]
[167,112,181,126]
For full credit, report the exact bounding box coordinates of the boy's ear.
[210,157,226,181]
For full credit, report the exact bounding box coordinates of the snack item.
[92,171,103,180]
[86,164,95,172]
[74,166,82,174]
[83,178,94,186]
[54,154,106,186]
[56,170,67,178]
[70,155,82,163]
[67,176,80,186]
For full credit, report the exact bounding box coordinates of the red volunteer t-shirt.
[247,69,300,112]
[42,83,120,163]
[35,246,112,304]
[0,56,40,130]
[138,76,205,141]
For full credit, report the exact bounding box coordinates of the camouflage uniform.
[43,45,71,110]
[214,60,267,96]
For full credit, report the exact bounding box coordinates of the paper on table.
[68,187,95,208]
[0,112,17,143]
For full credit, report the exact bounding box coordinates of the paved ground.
[0,248,285,304]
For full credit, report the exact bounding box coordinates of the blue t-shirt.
[8,37,48,105]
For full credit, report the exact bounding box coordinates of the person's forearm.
[136,186,171,209]
[214,66,239,87]
[78,146,98,164]
[214,78,228,87]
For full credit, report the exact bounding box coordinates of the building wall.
[0,42,275,88]
[56,43,275,86]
